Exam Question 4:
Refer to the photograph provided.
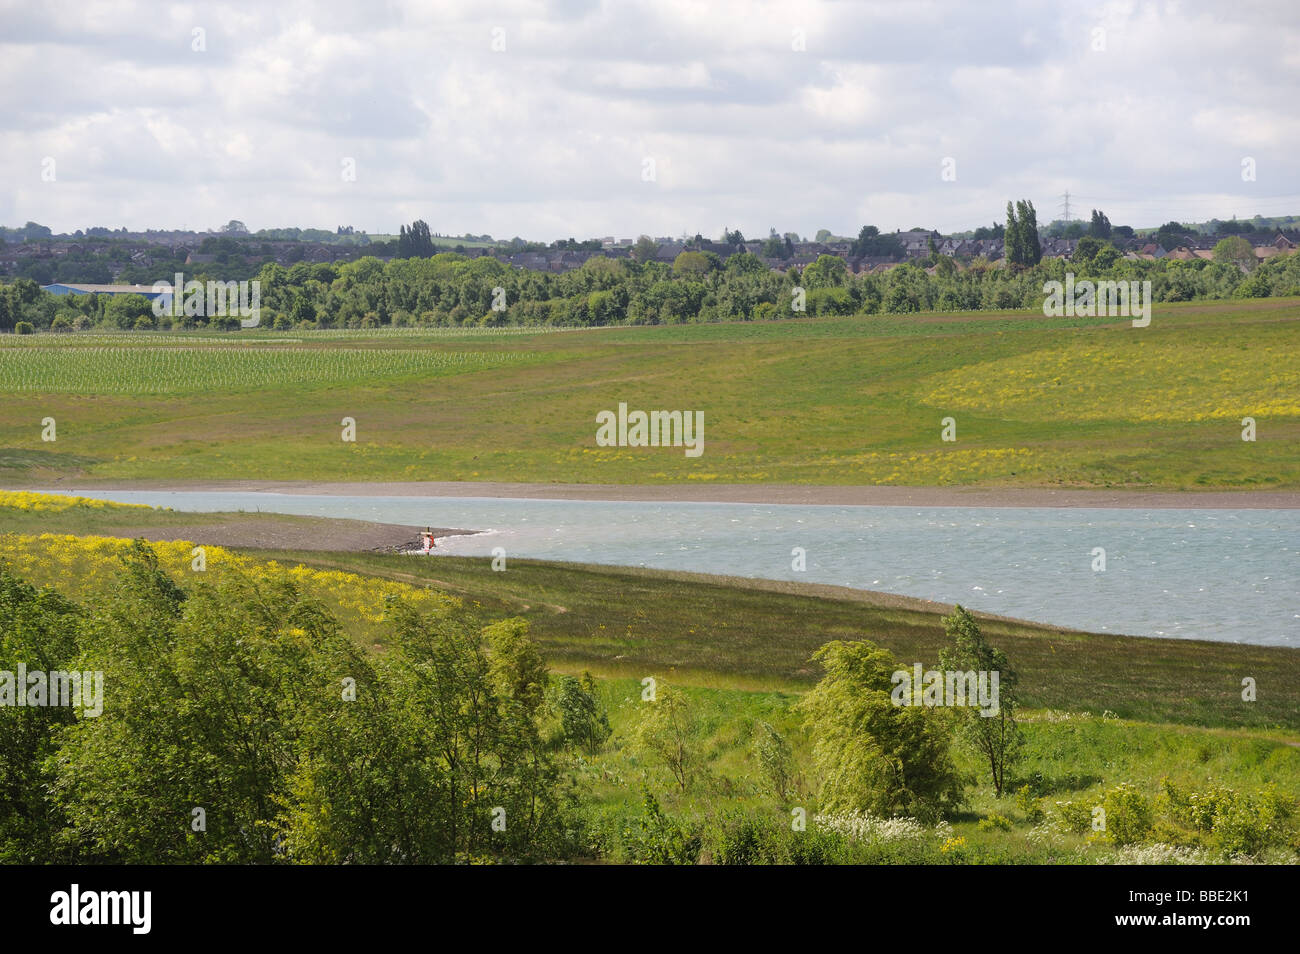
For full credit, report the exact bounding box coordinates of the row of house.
[11,228,1300,284]
[1128,232,1297,262]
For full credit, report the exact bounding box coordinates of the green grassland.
[577,677,1300,863]
[1,297,1297,488]
[269,551,1300,733]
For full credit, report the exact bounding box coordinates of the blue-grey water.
[37,490,1299,648]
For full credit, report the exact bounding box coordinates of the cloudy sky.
[2,0,1297,240]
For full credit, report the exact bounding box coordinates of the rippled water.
[46,490,1299,647]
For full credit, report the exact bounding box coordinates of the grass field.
[269,551,1300,733]
[1,297,1297,488]
[577,676,1300,863]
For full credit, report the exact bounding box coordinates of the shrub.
[939,605,1022,797]
[702,812,848,865]
[1016,784,1045,824]
[631,686,699,792]
[798,640,963,823]
[705,813,776,865]
[14,321,33,335]
[1054,799,1093,834]
[1161,780,1294,856]
[550,672,612,756]
[1101,783,1154,846]
[751,721,795,801]
[978,812,1013,832]
[620,789,700,865]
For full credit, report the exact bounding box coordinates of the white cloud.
[0,0,1296,237]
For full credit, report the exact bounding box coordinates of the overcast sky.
[2,0,1297,240]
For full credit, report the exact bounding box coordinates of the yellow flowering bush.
[0,533,453,646]
[0,491,155,513]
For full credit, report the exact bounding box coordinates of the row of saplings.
[0,544,1293,864]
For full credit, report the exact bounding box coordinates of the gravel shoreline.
[98,515,478,553]
[43,480,1300,510]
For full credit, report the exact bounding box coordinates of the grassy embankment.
[0,297,1297,489]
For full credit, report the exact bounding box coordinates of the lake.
[43,490,1300,648]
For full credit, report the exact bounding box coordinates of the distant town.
[3,212,1298,288]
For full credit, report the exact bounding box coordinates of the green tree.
[0,566,83,863]
[484,617,548,716]
[798,640,963,822]
[752,721,795,800]
[551,673,612,756]
[632,686,697,792]
[803,253,848,288]
[672,250,716,278]
[1004,202,1023,266]
[1213,235,1256,272]
[1016,199,1041,266]
[937,605,1022,797]
[1092,244,1121,269]
[1072,235,1104,265]
[1089,209,1112,239]
[397,219,436,258]
[102,293,153,329]
[761,235,792,260]
[36,542,573,864]
[632,235,659,264]
[1155,221,1189,251]
[849,225,903,260]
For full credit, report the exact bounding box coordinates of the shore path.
[51,480,1300,510]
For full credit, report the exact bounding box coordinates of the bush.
[798,640,963,823]
[1163,779,1295,856]
[751,721,795,801]
[705,813,777,865]
[14,321,33,334]
[1016,784,1045,824]
[1054,799,1093,834]
[550,672,612,756]
[631,686,698,792]
[620,789,700,865]
[702,812,847,865]
[1101,783,1154,846]
[978,812,1013,832]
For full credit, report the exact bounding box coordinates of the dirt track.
[102,514,475,552]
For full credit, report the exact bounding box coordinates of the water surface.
[48,490,1300,648]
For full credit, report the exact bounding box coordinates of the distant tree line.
[3,242,1297,333]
